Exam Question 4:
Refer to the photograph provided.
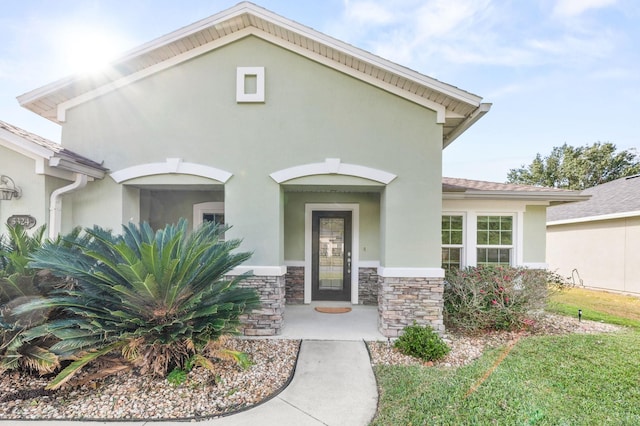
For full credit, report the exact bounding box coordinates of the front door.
[312,211,352,301]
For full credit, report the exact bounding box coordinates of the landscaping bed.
[0,339,299,421]
[368,313,623,367]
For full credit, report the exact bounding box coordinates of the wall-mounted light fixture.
[0,175,22,200]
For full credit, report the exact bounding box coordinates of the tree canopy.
[507,142,640,190]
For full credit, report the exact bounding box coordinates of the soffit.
[17,2,488,146]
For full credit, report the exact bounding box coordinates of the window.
[193,202,224,230]
[441,215,463,270]
[476,215,513,266]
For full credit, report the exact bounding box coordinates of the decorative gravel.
[0,339,300,421]
[0,314,624,421]
[367,314,624,368]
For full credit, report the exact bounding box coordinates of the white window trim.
[441,212,466,269]
[304,203,360,305]
[236,66,265,102]
[474,213,518,267]
[193,201,224,229]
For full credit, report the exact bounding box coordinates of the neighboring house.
[2,2,584,337]
[547,175,640,295]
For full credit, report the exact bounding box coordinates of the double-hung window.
[476,215,513,266]
[441,215,464,270]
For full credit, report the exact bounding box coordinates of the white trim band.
[547,210,640,226]
[521,263,548,269]
[227,265,287,276]
[377,267,445,278]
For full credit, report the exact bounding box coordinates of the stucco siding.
[60,35,443,269]
[283,191,380,262]
[547,218,640,295]
[523,205,546,264]
[0,147,47,231]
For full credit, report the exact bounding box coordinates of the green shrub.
[444,265,566,332]
[394,323,450,362]
[16,219,260,389]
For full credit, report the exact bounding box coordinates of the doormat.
[314,307,352,314]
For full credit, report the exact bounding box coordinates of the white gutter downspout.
[49,173,88,239]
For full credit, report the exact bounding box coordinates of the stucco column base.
[378,276,445,338]
[238,275,286,336]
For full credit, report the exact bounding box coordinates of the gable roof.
[17,2,490,148]
[443,177,588,203]
[0,120,107,179]
[547,175,640,224]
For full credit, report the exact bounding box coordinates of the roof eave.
[443,190,589,203]
[48,157,107,179]
[442,103,492,148]
[547,210,640,226]
[18,2,485,123]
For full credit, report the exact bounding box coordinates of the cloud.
[553,0,618,17]
[332,0,625,73]
[342,0,397,25]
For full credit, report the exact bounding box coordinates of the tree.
[507,142,640,190]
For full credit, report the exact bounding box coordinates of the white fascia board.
[0,128,54,160]
[547,210,640,226]
[443,103,492,147]
[255,32,449,121]
[245,5,482,105]
[56,27,449,123]
[33,2,479,122]
[48,157,105,179]
[57,30,252,121]
[443,191,587,203]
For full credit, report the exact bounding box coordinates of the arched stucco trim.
[270,158,397,185]
[110,158,232,183]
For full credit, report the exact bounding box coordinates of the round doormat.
[314,307,352,314]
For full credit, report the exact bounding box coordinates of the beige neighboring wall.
[547,217,640,295]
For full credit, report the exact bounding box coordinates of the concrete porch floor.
[278,303,386,341]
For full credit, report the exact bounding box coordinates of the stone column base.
[238,274,285,336]
[378,276,444,338]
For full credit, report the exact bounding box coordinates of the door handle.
[347,251,351,273]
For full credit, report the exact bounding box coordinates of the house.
[547,175,640,296]
[2,2,585,337]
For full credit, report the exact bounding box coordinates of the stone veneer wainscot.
[378,276,444,338]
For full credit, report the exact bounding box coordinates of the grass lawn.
[548,287,640,329]
[372,289,640,425]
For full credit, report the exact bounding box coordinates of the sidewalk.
[2,340,379,426]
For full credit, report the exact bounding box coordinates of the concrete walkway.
[2,306,382,426]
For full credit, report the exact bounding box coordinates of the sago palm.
[0,224,66,374]
[17,219,259,389]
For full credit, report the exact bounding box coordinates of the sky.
[0,0,638,182]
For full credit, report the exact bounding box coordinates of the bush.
[16,219,260,389]
[394,323,450,362]
[444,266,567,333]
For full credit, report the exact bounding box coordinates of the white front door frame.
[304,203,360,304]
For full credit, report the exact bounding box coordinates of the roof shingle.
[547,175,640,222]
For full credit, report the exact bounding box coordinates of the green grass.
[372,289,640,425]
[548,287,640,330]
[373,332,640,425]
